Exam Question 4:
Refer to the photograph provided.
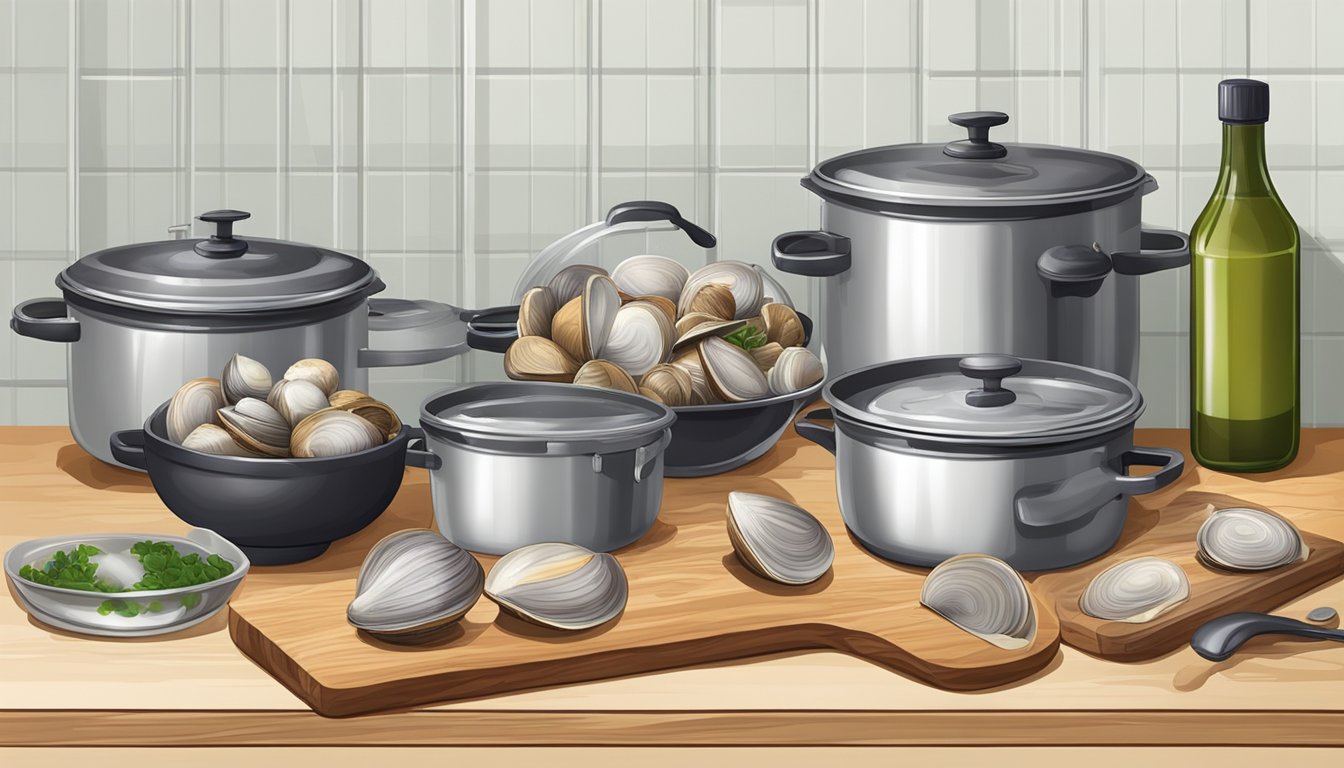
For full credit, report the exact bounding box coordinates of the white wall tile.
[291,0,334,69]
[0,74,12,167]
[1248,0,1314,71]
[289,74,335,167]
[477,75,531,167]
[14,386,67,426]
[1141,0,1177,70]
[131,0,177,70]
[533,0,583,69]
[224,74,280,167]
[132,78,176,168]
[477,0,530,68]
[224,0,281,68]
[924,0,977,72]
[977,0,1013,73]
[717,72,808,168]
[1137,335,1180,427]
[647,0,697,69]
[865,0,917,70]
[1179,73,1223,169]
[647,76,697,167]
[719,0,807,70]
[16,73,67,168]
[14,172,66,253]
[15,0,67,68]
[531,74,584,168]
[1259,75,1315,168]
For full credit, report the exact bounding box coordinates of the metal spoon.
[1191,611,1344,662]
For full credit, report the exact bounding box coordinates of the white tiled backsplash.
[0,0,1337,426]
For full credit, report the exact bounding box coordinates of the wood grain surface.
[1033,491,1344,660]
[227,436,1061,717]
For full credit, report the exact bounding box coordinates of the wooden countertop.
[3,426,1344,747]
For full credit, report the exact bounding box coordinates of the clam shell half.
[484,542,628,631]
[678,261,764,320]
[348,529,485,639]
[611,254,689,304]
[221,353,273,404]
[218,397,291,457]
[698,336,770,402]
[1080,556,1190,623]
[920,553,1036,650]
[167,377,226,444]
[290,408,383,458]
[1196,506,1308,572]
[726,492,834,585]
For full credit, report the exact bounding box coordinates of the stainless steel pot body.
[816,196,1141,380]
[796,412,1184,571]
[416,429,672,555]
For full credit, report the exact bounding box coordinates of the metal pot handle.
[464,305,520,353]
[632,429,673,483]
[11,298,81,343]
[1110,228,1191,276]
[404,427,442,471]
[109,430,148,470]
[794,408,837,455]
[1015,446,1185,530]
[360,297,471,367]
[772,232,852,277]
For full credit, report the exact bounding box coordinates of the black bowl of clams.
[469,258,826,476]
[110,355,414,565]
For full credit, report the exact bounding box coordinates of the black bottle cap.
[1219,79,1269,125]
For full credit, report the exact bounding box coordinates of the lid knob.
[194,210,251,259]
[943,111,1010,160]
[959,355,1022,408]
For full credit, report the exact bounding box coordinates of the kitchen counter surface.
[3,426,1344,748]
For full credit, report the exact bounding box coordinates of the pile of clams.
[166,354,401,459]
[504,257,824,405]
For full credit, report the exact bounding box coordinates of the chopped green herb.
[181,592,201,609]
[19,541,235,598]
[724,325,767,351]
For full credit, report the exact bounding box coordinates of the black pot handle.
[404,427,442,471]
[1110,228,1191,276]
[605,201,716,249]
[11,298,81,343]
[795,408,837,455]
[1113,447,1186,495]
[464,305,520,353]
[772,231,852,277]
[109,430,148,470]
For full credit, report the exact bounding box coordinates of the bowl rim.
[3,527,251,600]
[669,370,825,413]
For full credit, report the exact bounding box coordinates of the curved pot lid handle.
[959,355,1021,407]
[194,210,251,258]
[943,112,1010,159]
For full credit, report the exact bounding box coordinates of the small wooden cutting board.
[1032,490,1344,661]
[228,436,1061,718]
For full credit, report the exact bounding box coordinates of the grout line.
[460,0,478,381]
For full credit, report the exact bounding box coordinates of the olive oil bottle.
[1191,79,1300,472]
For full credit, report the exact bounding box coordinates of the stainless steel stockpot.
[413,382,677,555]
[773,111,1191,383]
[795,354,1185,571]
[11,210,494,468]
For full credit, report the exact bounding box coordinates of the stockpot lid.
[805,111,1150,214]
[421,381,677,456]
[825,354,1143,444]
[57,210,379,314]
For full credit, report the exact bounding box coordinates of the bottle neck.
[1214,123,1273,196]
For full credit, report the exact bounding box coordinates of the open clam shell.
[290,408,384,458]
[180,423,259,457]
[328,389,371,409]
[767,346,824,396]
[761,303,805,348]
[1080,556,1190,623]
[726,492,834,586]
[221,353,273,404]
[685,283,736,321]
[670,347,717,404]
[639,363,693,407]
[348,529,485,640]
[267,377,330,428]
[504,336,581,383]
[484,542,628,631]
[749,342,785,371]
[573,359,639,394]
[611,254,689,303]
[218,397,291,457]
[331,397,402,441]
[678,261,764,320]
[518,285,558,339]
[698,336,770,402]
[1196,506,1308,572]
[673,318,747,351]
[167,377,226,444]
[547,264,609,306]
[283,358,340,397]
[920,554,1036,650]
[600,301,674,377]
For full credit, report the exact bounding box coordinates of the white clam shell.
[678,261,764,320]
[267,378,331,428]
[698,336,770,402]
[290,409,383,458]
[1080,556,1190,623]
[767,346,824,396]
[611,254,689,304]
[283,358,340,397]
[726,492,834,585]
[599,301,674,377]
[1196,506,1307,571]
[547,264,609,306]
[484,542,628,631]
[581,274,622,359]
[221,354,273,404]
[518,285,558,339]
[180,423,258,457]
[218,397,291,457]
[347,529,484,638]
[920,553,1036,650]
[167,377,226,444]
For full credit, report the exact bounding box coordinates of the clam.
[920,554,1036,650]
[761,303,805,348]
[221,354,273,404]
[547,264,609,306]
[504,336,581,382]
[678,261,764,320]
[671,347,717,404]
[675,312,722,337]
[673,318,747,351]
[328,389,370,409]
[601,301,674,377]
[698,337,770,402]
[484,542,628,631]
[283,358,339,397]
[167,377,226,443]
[767,347,824,396]
[635,294,677,326]
[550,274,622,362]
[347,529,485,641]
[1080,557,1190,624]
[685,283,736,321]
[328,396,402,441]
[611,254,689,303]
[267,378,330,427]
[638,386,665,403]
[1196,506,1307,572]
[218,397,292,457]
[639,363,693,407]
[726,492,834,586]
[749,342,785,371]
[291,408,383,458]
[518,286,557,339]
[180,423,259,457]
[573,359,639,394]
[550,297,586,361]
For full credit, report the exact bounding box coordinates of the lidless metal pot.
[773,111,1191,383]
[413,382,676,555]
[795,355,1185,571]
[11,209,499,469]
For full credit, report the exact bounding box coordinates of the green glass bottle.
[1191,79,1300,472]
